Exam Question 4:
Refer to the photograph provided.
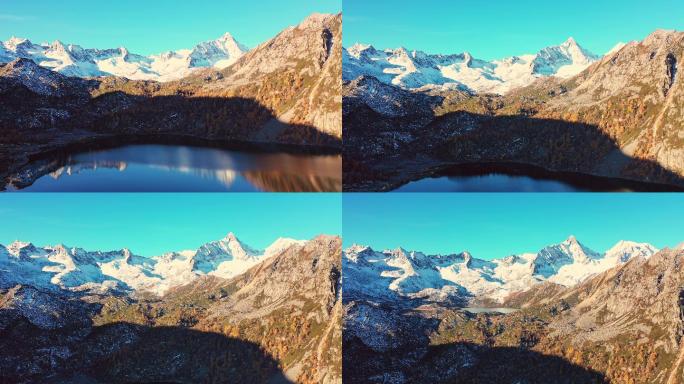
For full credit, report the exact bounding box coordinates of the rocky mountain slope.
[0,234,342,384]
[343,37,600,94]
[0,13,342,186]
[343,29,684,191]
[0,33,248,81]
[344,243,684,383]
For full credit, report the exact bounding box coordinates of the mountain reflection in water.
[13,144,341,192]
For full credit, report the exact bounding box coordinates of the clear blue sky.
[0,0,341,55]
[344,0,684,59]
[343,194,684,259]
[0,194,341,256]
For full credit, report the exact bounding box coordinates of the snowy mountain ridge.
[343,37,603,94]
[0,33,249,81]
[343,236,658,304]
[0,233,306,296]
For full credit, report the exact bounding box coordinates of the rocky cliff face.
[0,235,342,384]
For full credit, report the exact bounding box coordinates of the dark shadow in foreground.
[343,336,606,384]
[0,320,293,384]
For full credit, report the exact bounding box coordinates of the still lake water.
[463,307,519,314]
[395,174,587,192]
[392,164,683,192]
[12,144,341,192]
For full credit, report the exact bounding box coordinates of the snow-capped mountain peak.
[4,36,30,50]
[264,237,306,259]
[188,32,248,69]
[219,231,256,260]
[604,240,657,262]
[558,36,583,53]
[347,43,375,58]
[192,232,260,274]
[531,236,600,278]
[558,235,601,263]
[7,241,38,259]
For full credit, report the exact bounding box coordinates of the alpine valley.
[343,30,684,191]
[343,237,684,383]
[0,233,342,383]
[0,13,342,190]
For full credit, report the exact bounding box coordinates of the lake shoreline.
[344,159,684,192]
[1,133,341,191]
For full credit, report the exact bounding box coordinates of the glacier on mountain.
[0,233,305,296]
[343,236,658,304]
[343,37,602,95]
[0,33,249,81]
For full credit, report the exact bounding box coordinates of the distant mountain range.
[344,239,684,383]
[343,37,609,94]
[344,236,658,304]
[0,234,342,383]
[0,232,303,296]
[0,33,248,81]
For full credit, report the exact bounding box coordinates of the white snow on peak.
[344,37,604,94]
[0,234,307,296]
[0,32,250,81]
[4,36,29,50]
[347,43,374,59]
[344,237,659,304]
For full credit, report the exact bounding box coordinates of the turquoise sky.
[0,194,341,256]
[0,0,341,55]
[343,194,684,259]
[344,0,684,59]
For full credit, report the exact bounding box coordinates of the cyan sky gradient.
[0,0,341,55]
[0,194,341,256]
[344,0,684,59]
[343,194,684,259]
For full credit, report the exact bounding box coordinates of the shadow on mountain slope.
[343,336,606,384]
[0,319,293,384]
[0,86,341,186]
[80,92,340,149]
[343,91,684,191]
